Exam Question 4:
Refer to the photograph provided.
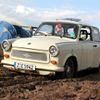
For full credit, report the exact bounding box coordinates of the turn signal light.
[4,54,10,58]
[50,60,57,65]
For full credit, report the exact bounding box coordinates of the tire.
[63,59,76,78]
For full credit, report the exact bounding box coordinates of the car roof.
[43,19,97,28]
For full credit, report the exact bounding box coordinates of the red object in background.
[55,23,62,33]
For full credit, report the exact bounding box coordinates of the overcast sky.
[0,0,100,28]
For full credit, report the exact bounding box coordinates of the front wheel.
[63,59,76,78]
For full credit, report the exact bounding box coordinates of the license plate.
[14,62,36,70]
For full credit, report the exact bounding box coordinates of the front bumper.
[1,59,64,75]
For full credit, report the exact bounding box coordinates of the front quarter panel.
[56,41,80,68]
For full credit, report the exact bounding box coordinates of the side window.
[79,26,91,41]
[92,27,100,41]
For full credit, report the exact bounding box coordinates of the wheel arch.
[64,56,78,72]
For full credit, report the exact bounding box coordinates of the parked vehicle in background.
[1,19,100,78]
[0,21,35,61]
[22,25,37,36]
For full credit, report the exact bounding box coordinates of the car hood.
[12,36,76,50]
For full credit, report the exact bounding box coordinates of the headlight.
[1,40,12,51]
[49,45,59,57]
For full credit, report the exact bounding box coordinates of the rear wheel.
[63,59,76,78]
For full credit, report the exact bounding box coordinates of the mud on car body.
[1,19,100,77]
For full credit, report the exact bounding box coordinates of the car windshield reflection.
[35,22,78,39]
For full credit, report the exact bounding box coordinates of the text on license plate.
[14,62,36,70]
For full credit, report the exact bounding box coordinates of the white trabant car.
[1,19,100,77]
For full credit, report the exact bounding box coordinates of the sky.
[0,0,100,28]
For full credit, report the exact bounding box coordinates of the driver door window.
[79,27,91,41]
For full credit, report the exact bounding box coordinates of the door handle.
[93,45,97,47]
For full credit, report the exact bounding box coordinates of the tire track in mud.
[0,73,49,87]
[0,67,99,87]
[0,67,100,100]
[0,68,51,99]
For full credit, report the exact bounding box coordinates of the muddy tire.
[63,59,76,78]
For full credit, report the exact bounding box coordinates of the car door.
[79,41,93,70]
[78,26,94,70]
[91,27,100,67]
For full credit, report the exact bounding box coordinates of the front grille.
[11,50,47,61]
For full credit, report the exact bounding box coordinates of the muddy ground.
[0,66,100,100]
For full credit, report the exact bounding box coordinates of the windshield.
[35,22,78,39]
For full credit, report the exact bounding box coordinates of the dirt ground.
[0,66,100,100]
